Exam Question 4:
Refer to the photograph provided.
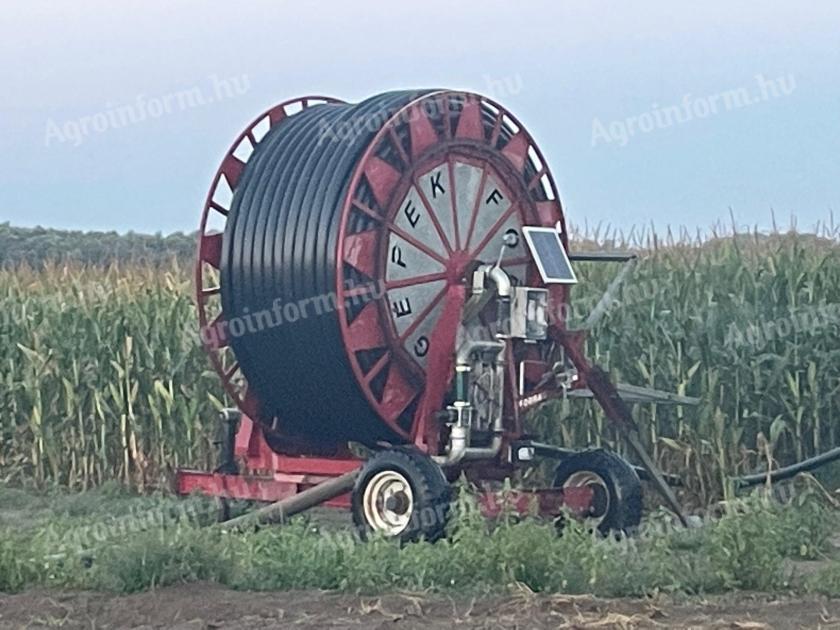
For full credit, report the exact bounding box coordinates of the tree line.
[0,223,196,267]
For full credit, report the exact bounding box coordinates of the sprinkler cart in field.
[176,90,701,538]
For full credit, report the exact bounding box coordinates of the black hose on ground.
[735,445,840,488]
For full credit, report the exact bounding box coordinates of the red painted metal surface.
[177,414,359,507]
[233,416,361,474]
[334,91,571,455]
[188,91,588,524]
[176,470,593,518]
[176,471,352,508]
[176,413,594,521]
[411,284,466,451]
[478,486,594,519]
[196,91,572,461]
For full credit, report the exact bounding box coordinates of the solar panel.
[522,227,578,284]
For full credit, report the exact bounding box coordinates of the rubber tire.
[217,497,231,523]
[553,449,642,535]
[352,448,451,542]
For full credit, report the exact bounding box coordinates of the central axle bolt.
[384,491,410,515]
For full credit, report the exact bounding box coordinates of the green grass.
[0,484,837,596]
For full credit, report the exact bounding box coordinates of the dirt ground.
[2,583,840,630]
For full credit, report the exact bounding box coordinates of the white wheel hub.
[361,470,415,536]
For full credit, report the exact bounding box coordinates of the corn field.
[0,263,222,490]
[1,229,839,502]
[539,226,840,503]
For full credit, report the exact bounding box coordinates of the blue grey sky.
[1,1,838,235]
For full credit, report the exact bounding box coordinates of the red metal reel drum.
[196,91,569,457]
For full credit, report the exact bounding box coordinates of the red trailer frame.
[176,412,595,520]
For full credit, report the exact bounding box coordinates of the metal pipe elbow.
[486,264,512,298]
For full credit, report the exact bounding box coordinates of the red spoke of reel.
[488,111,504,148]
[528,168,547,191]
[414,175,454,255]
[220,155,245,188]
[344,283,378,299]
[455,97,484,140]
[468,198,522,261]
[204,314,230,350]
[387,223,449,266]
[397,284,447,345]
[346,302,387,352]
[387,124,410,168]
[447,158,461,250]
[224,361,240,381]
[343,229,378,278]
[501,133,529,174]
[364,156,402,208]
[208,201,229,216]
[385,270,447,291]
[379,363,420,423]
[441,94,452,139]
[240,390,259,419]
[463,167,490,251]
[351,198,384,223]
[408,103,439,159]
[200,232,223,268]
[536,200,562,226]
[268,107,286,125]
[364,352,391,385]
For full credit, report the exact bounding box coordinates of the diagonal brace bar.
[554,328,689,527]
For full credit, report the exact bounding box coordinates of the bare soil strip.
[2,583,840,629]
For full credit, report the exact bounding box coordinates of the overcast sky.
[1,1,838,236]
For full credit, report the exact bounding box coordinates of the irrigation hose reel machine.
[178,90,696,539]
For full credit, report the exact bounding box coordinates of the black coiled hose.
[221,91,430,448]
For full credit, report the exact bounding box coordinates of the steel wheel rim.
[362,470,414,535]
[563,471,610,525]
